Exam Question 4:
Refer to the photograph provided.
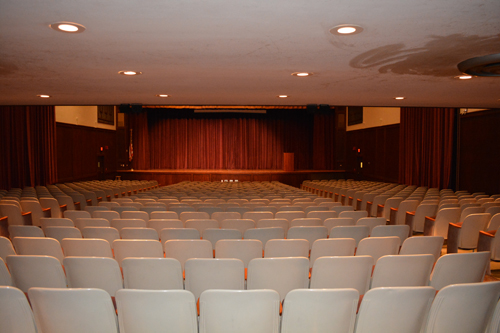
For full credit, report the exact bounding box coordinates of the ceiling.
[1,0,499,108]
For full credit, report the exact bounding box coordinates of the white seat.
[199,289,280,333]
[110,218,147,232]
[371,254,434,288]
[28,287,118,333]
[355,217,386,235]
[290,217,323,227]
[122,257,183,290]
[430,252,490,290]
[371,224,410,244]
[161,228,201,241]
[185,219,219,235]
[355,236,401,263]
[310,256,373,295]
[40,197,63,218]
[82,226,120,248]
[63,210,91,222]
[424,207,461,239]
[116,289,197,333]
[287,226,328,250]
[20,200,50,227]
[424,282,500,333]
[40,217,74,229]
[215,239,263,269]
[44,226,82,242]
[323,217,355,235]
[410,203,438,233]
[84,206,109,215]
[12,236,64,263]
[0,257,13,286]
[147,219,183,237]
[92,210,121,223]
[121,227,159,240]
[6,255,67,292]
[64,256,123,297]
[0,236,16,261]
[446,213,491,253]
[399,236,444,262]
[0,286,37,333]
[243,211,274,224]
[309,238,356,269]
[185,258,245,301]
[355,286,436,333]
[74,217,110,230]
[306,210,338,223]
[211,212,241,225]
[113,239,163,266]
[164,239,213,271]
[247,257,309,302]
[150,211,179,220]
[332,206,354,215]
[179,211,210,223]
[281,288,359,333]
[338,210,368,223]
[203,228,242,249]
[244,227,285,250]
[275,211,307,226]
[122,210,150,223]
[264,239,309,258]
[220,219,255,235]
[330,225,370,246]
[61,238,113,257]
[0,203,31,226]
[8,225,44,238]
[256,218,289,236]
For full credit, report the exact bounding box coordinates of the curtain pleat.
[399,108,456,188]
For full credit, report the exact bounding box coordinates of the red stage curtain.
[0,106,57,189]
[130,109,336,171]
[399,108,456,188]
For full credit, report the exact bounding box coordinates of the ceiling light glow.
[457,75,472,80]
[330,24,364,36]
[119,71,142,76]
[337,27,357,34]
[292,72,312,77]
[37,94,51,98]
[277,95,288,98]
[50,22,86,33]
[156,94,169,97]
[394,97,406,100]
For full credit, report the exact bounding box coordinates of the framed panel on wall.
[98,106,115,125]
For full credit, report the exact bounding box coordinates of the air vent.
[457,53,500,77]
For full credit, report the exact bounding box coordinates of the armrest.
[423,216,436,236]
[366,202,373,216]
[60,204,67,213]
[406,211,415,216]
[348,196,353,206]
[376,204,384,218]
[388,207,398,225]
[42,207,51,217]
[74,202,81,210]
[86,199,92,206]
[446,223,462,253]
[477,230,494,253]
[22,211,33,225]
[356,199,362,211]
[405,211,415,237]
[0,216,9,238]
[97,197,102,202]
[106,195,111,201]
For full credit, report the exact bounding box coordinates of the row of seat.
[3,281,500,333]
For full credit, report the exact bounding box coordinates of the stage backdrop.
[129,108,337,171]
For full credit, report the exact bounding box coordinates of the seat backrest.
[256,218,289,236]
[63,210,91,222]
[202,229,242,249]
[122,257,183,290]
[116,289,197,333]
[40,197,63,218]
[487,213,500,232]
[12,236,64,263]
[338,210,369,223]
[211,212,241,224]
[44,226,82,243]
[355,286,436,333]
[219,219,255,235]
[289,217,323,227]
[0,203,24,225]
[458,213,491,249]
[281,289,359,333]
[8,225,45,238]
[287,226,328,250]
[113,239,164,266]
[6,255,67,292]
[264,239,309,258]
[81,227,120,248]
[430,252,490,290]
[199,289,280,333]
[61,238,113,258]
[40,217,75,229]
[413,203,439,233]
[243,211,275,223]
[74,217,110,230]
[160,228,201,242]
[110,218,147,232]
[433,207,461,238]
[371,225,410,244]
[0,286,37,333]
[185,258,245,300]
[0,236,16,262]
[371,254,434,288]
[164,239,213,271]
[395,200,420,225]
[184,219,218,235]
[323,217,355,235]
[247,257,309,302]
[424,282,500,333]
[399,236,444,262]
[459,206,486,222]
[329,225,370,246]
[310,256,373,294]
[243,227,285,249]
[92,210,121,223]
[122,210,150,222]
[150,211,179,220]
[356,236,401,263]
[215,239,263,268]
[147,219,183,236]
[179,211,210,223]
[63,257,123,297]
[28,287,118,333]
[121,227,159,240]
[306,211,337,223]
[309,238,356,268]
[0,257,13,286]
[355,217,386,235]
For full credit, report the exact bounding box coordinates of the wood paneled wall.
[345,124,400,183]
[459,110,500,195]
[57,123,117,182]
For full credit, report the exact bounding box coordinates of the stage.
[116,169,345,188]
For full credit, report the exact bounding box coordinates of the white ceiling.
[0,0,499,108]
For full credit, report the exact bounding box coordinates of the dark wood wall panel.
[57,123,117,183]
[459,110,500,195]
[345,124,399,183]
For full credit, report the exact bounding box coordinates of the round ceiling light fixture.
[156,94,169,98]
[457,53,500,77]
[456,75,473,80]
[291,72,312,77]
[50,22,86,33]
[118,71,142,76]
[330,24,364,35]
[277,95,288,98]
[37,94,51,98]
[394,96,406,100]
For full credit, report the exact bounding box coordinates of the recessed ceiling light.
[118,71,142,76]
[330,24,364,35]
[292,72,312,77]
[277,95,288,98]
[156,94,169,98]
[394,97,406,100]
[457,75,472,80]
[49,22,86,33]
[37,94,51,98]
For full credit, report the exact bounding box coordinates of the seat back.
[244,227,285,249]
[164,239,213,271]
[74,217,110,230]
[371,225,410,244]
[412,203,438,233]
[281,289,358,333]
[329,225,370,246]
[122,257,183,290]
[287,226,328,250]
[371,254,434,288]
[356,236,401,263]
[203,229,242,249]
[458,213,491,249]
[338,210,369,223]
[399,236,444,262]
[309,238,356,268]
[215,239,263,268]
[28,287,118,333]
[433,207,461,239]
[64,257,123,297]
[8,225,44,238]
[82,227,120,248]
[121,227,159,240]
[0,286,37,333]
[44,226,82,243]
[185,219,219,235]
[0,257,12,286]
[306,211,337,223]
[110,218,147,232]
[61,238,113,258]
[355,217,386,235]
[122,210,150,222]
[92,210,121,223]
[0,236,16,261]
[12,236,64,263]
[310,256,373,295]
[430,252,490,290]
[113,239,164,266]
[264,239,309,258]
[323,217,355,235]
[160,228,201,241]
[211,212,241,225]
[6,255,67,292]
[63,210,91,222]
[40,217,74,229]
[219,219,255,235]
